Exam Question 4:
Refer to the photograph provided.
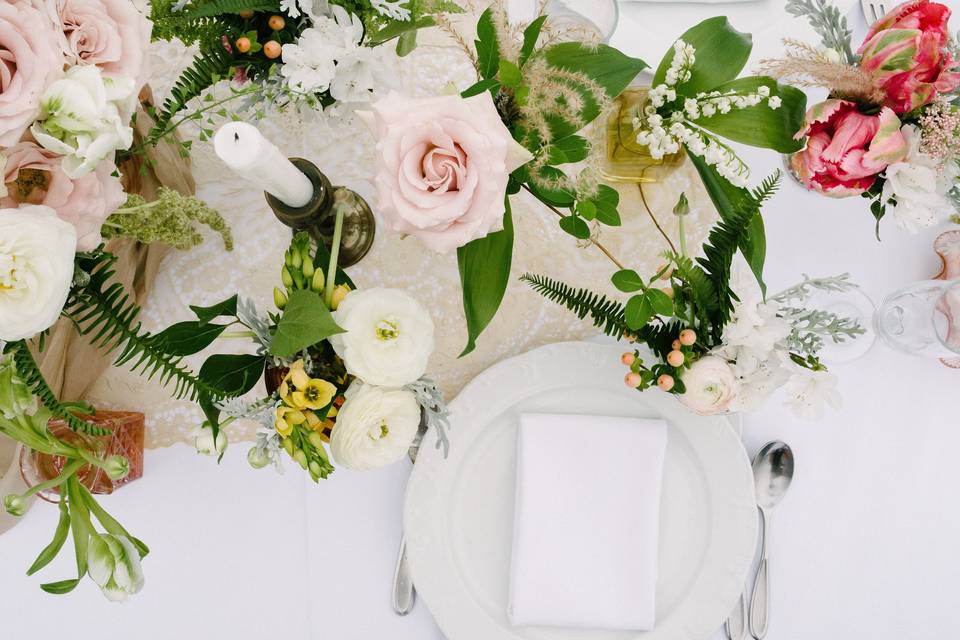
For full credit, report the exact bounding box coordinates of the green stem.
[21,459,84,499]
[220,330,256,339]
[324,205,346,309]
[678,214,689,258]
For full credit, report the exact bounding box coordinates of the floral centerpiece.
[154,224,448,478]
[1,0,230,599]
[765,0,960,235]
[359,5,808,355]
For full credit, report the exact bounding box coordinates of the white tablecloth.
[3,2,960,638]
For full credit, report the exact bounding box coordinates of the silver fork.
[391,415,429,615]
[860,0,889,23]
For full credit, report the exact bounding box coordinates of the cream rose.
[30,65,135,179]
[330,382,421,471]
[0,1,65,146]
[680,355,739,416]
[2,141,126,250]
[358,91,533,253]
[0,205,77,341]
[330,287,434,387]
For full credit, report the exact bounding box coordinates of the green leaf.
[591,184,621,226]
[520,15,547,66]
[190,295,238,325]
[311,241,354,288]
[458,196,514,356]
[80,486,149,558]
[461,78,501,98]
[653,17,752,96]
[612,269,645,292]
[149,321,229,356]
[475,8,500,79]
[625,294,654,330]
[199,353,265,396]
[646,288,675,316]
[27,497,71,577]
[526,165,576,206]
[367,16,435,46]
[576,200,597,220]
[547,134,589,164]
[692,77,807,152]
[271,290,344,358]
[498,59,522,87]
[40,578,81,595]
[559,215,591,239]
[396,31,418,56]
[65,478,90,580]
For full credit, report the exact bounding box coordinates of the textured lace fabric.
[89,5,718,447]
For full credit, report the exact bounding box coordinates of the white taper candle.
[213,122,314,208]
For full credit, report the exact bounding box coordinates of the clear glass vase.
[874,279,960,358]
[600,87,685,184]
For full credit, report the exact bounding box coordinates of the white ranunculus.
[783,366,841,420]
[680,355,740,416]
[330,287,434,387]
[29,65,135,179]
[882,125,950,233]
[0,205,77,341]
[330,382,420,470]
[192,423,228,457]
[87,533,145,602]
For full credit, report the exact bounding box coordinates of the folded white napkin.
[508,413,668,631]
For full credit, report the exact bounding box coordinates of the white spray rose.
[30,65,135,179]
[0,205,77,341]
[87,533,145,602]
[882,125,950,233]
[330,382,420,470]
[330,287,434,387]
[680,355,739,416]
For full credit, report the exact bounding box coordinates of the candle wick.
[234,132,239,142]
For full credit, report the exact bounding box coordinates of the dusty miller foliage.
[785,0,856,64]
[406,377,451,458]
[772,274,866,355]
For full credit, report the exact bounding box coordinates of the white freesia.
[727,352,791,413]
[87,533,145,602]
[330,382,420,470]
[680,355,739,416]
[0,206,77,341]
[30,65,135,179]
[882,125,950,233]
[329,45,399,103]
[280,27,340,94]
[330,287,434,387]
[783,366,841,420]
[722,294,791,365]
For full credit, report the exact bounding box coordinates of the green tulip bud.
[273,287,288,310]
[673,192,690,217]
[103,455,130,481]
[307,431,325,449]
[3,494,25,517]
[293,449,308,469]
[281,266,293,288]
[247,447,270,469]
[311,269,325,293]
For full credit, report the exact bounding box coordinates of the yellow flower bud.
[302,259,315,279]
[273,287,288,309]
[307,431,325,449]
[311,268,325,293]
[281,266,293,288]
[293,449,308,469]
[290,247,302,270]
[330,284,351,310]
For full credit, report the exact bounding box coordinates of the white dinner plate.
[404,341,758,640]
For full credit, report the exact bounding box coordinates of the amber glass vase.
[601,87,685,183]
[20,411,145,503]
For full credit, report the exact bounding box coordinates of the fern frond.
[4,341,112,436]
[147,43,235,144]
[64,251,220,404]
[521,273,629,339]
[182,0,280,18]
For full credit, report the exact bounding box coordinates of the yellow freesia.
[291,378,337,411]
[274,406,306,438]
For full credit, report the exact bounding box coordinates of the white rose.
[330,288,434,387]
[330,382,421,470]
[30,65,135,179]
[882,125,950,233]
[680,355,739,416]
[0,205,77,341]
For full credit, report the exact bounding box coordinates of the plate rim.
[404,341,758,640]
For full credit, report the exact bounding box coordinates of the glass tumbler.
[874,280,960,358]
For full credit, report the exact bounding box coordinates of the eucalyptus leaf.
[458,197,514,356]
[612,269,644,292]
[653,17,752,96]
[271,290,344,358]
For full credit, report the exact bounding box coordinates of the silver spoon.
[391,414,429,615]
[748,441,795,640]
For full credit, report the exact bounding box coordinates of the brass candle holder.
[264,158,376,268]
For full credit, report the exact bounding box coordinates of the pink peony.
[791,99,909,197]
[44,0,153,95]
[858,0,960,113]
[2,142,126,250]
[358,91,533,253]
[0,1,64,146]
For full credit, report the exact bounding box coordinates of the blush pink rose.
[0,1,64,146]
[2,142,126,250]
[44,0,153,94]
[858,0,960,113]
[358,91,533,253]
[790,99,909,197]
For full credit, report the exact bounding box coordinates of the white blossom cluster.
[632,40,784,187]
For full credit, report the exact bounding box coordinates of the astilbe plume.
[758,39,884,104]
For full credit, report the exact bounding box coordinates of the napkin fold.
[508,412,668,631]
